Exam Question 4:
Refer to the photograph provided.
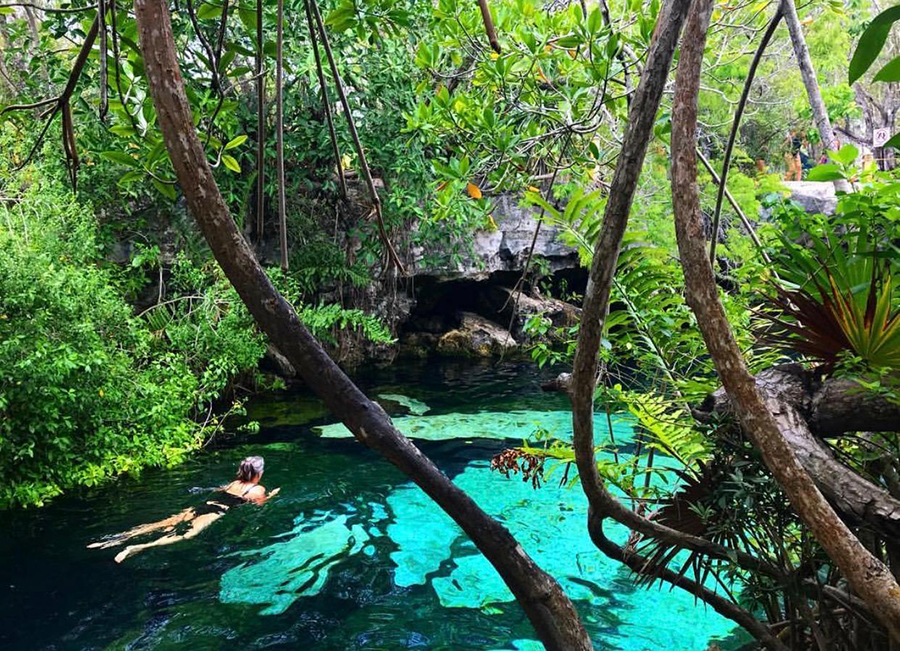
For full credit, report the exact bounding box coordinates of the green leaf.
[807,163,845,181]
[873,55,900,82]
[884,132,900,149]
[224,135,248,150]
[833,143,859,165]
[222,154,241,173]
[587,7,603,34]
[117,170,144,187]
[152,179,177,200]
[483,108,495,129]
[100,151,139,168]
[109,124,136,138]
[238,8,257,38]
[325,1,357,32]
[196,2,222,20]
[556,35,582,48]
[219,49,237,72]
[849,5,900,84]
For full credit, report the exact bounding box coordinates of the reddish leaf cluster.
[490,448,545,489]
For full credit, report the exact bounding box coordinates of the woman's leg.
[114,512,223,563]
[792,154,802,180]
[783,152,794,180]
[87,508,197,549]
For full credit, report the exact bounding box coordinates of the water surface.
[0,359,747,650]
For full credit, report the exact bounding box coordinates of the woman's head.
[236,456,265,482]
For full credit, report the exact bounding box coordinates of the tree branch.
[670,0,900,637]
[132,0,593,646]
[695,366,900,541]
[569,0,693,574]
[255,0,266,240]
[708,5,782,264]
[477,0,501,54]
[303,0,346,199]
[309,0,405,274]
[275,0,287,270]
[586,509,789,651]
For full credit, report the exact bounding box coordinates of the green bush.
[0,180,262,507]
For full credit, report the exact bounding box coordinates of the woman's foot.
[87,535,126,549]
[114,546,138,563]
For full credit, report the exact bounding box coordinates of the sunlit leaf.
[222,155,241,173]
[806,163,845,182]
[224,135,248,150]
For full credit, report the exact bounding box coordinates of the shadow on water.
[0,359,750,651]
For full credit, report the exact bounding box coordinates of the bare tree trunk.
[569,0,694,558]
[255,0,266,240]
[275,0,287,271]
[132,0,594,647]
[670,0,900,639]
[781,0,851,190]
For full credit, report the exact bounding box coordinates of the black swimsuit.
[193,485,255,517]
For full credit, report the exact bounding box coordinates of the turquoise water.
[0,360,747,650]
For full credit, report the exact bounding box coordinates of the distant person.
[783,129,803,181]
[88,456,279,563]
[755,159,767,175]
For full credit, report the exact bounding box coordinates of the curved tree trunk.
[695,366,900,541]
[670,0,900,639]
[131,0,593,648]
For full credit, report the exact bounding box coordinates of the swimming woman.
[88,456,279,563]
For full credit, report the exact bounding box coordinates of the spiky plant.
[762,230,900,371]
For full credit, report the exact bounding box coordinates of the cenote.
[0,359,749,651]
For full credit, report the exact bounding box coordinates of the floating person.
[88,456,279,563]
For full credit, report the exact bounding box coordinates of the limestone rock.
[782,181,837,215]
[474,285,581,339]
[414,193,580,280]
[436,312,518,357]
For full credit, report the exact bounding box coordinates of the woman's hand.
[267,487,281,498]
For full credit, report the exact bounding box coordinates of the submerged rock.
[436,312,518,357]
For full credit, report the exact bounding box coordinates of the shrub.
[0,180,262,507]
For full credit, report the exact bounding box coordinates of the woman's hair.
[236,456,265,482]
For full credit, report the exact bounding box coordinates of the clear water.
[0,359,748,651]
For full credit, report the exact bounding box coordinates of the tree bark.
[780,0,851,190]
[670,0,900,639]
[567,0,789,590]
[477,0,501,54]
[696,366,900,541]
[569,0,702,565]
[275,0,287,271]
[132,0,593,648]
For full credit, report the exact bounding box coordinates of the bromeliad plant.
[763,227,900,371]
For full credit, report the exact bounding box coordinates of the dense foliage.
[1,0,899,647]
[0,121,393,506]
[0,172,261,506]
